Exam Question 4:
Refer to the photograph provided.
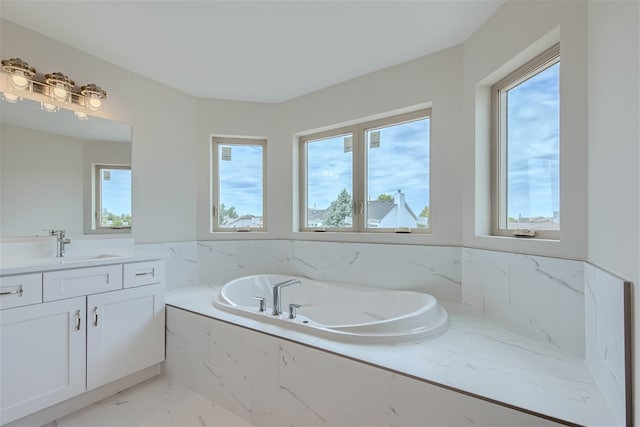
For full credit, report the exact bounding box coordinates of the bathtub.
[213,274,448,343]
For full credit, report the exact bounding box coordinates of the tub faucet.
[48,229,71,257]
[271,279,301,315]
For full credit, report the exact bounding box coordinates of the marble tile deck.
[56,376,252,427]
[166,285,618,427]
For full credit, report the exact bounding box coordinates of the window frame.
[94,164,131,231]
[211,136,267,232]
[299,108,432,234]
[491,43,560,240]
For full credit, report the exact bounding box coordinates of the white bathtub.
[213,274,448,343]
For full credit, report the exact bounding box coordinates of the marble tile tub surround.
[585,263,632,427]
[143,240,462,302]
[146,240,587,354]
[164,296,616,426]
[461,248,586,356]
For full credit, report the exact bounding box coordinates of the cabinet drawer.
[0,273,42,309]
[123,260,164,288]
[43,265,123,302]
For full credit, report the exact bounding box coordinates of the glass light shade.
[45,72,74,104]
[75,111,88,120]
[80,84,106,114]
[51,84,70,103]
[86,94,103,112]
[1,58,36,93]
[40,102,59,113]
[1,92,20,103]
[5,71,32,92]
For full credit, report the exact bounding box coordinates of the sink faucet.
[271,279,301,315]
[48,229,71,257]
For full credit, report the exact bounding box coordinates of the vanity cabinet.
[87,283,164,390]
[0,259,165,425]
[0,297,87,424]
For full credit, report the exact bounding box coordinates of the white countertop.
[166,285,617,427]
[0,252,165,276]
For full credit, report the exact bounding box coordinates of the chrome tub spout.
[271,279,301,315]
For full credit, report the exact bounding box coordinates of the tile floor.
[56,376,252,427]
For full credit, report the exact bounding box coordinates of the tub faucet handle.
[288,303,302,319]
[252,296,267,312]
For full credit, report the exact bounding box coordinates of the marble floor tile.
[56,376,253,427]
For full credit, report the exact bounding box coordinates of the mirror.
[0,99,132,237]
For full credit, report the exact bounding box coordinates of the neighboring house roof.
[367,200,418,221]
[367,200,394,220]
[307,208,329,222]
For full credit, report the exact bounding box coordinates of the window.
[94,164,131,230]
[300,109,431,233]
[492,44,560,239]
[211,137,266,231]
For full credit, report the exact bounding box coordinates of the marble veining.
[585,263,628,426]
[462,248,585,356]
[166,286,617,426]
[56,376,252,426]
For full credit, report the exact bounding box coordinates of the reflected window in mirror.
[94,164,131,230]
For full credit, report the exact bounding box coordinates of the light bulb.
[52,86,68,102]
[88,97,101,109]
[41,102,59,113]
[11,74,29,91]
[75,111,88,120]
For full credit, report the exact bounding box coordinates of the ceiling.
[0,1,504,103]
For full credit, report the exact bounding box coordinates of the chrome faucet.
[48,229,71,257]
[271,279,301,315]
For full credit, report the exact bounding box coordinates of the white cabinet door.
[0,297,86,424]
[86,284,164,390]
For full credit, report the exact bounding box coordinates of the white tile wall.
[585,263,629,426]
[461,248,585,356]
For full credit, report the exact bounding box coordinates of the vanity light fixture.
[1,57,107,119]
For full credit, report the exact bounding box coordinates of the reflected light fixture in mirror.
[1,57,107,119]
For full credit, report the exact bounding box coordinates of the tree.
[219,203,238,225]
[418,205,430,229]
[324,189,352,228]
[376,193,392,201]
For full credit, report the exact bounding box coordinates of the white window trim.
[491,43,560,240]
[299,109,431,234]
[211,136,267,232]
[93,164,131,232]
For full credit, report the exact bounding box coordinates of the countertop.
[0,252,165,276]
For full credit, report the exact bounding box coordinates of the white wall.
[462,1,588,260]
[1,19,198,244]
[1,124,83,235]
[587,1,639,424]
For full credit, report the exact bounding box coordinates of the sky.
[506,62,560,219]
[306,118,430,216]
[218,144,264,216]
[101,168,132,216]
